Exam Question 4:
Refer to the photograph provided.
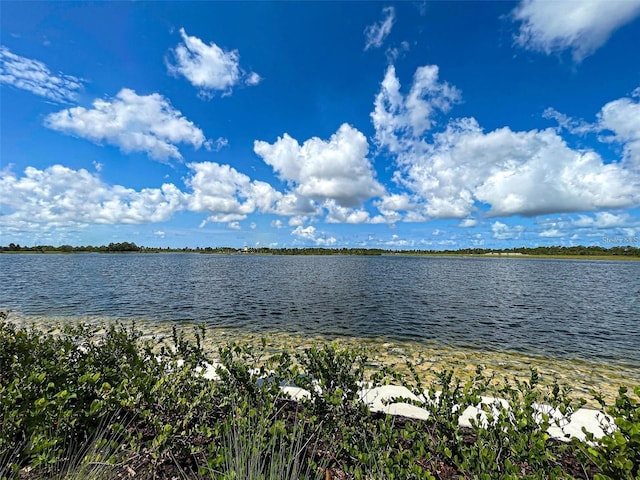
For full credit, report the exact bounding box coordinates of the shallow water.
[1,253,639,374]
[5,317,636,404]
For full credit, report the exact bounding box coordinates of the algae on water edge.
[7,314,636,404]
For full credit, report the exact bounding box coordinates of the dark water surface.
[1,254,639,367]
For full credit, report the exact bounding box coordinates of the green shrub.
[0,314,635,480]
[584,386,640,480]
[461,369,578,479]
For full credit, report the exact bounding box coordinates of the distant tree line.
[1,243,639,256]
[426,245,640,257]
[2,242,143,253]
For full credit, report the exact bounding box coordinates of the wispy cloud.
[511,0,640,62]
[0,46,84,103]
[364,6,396,51]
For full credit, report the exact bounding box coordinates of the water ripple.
[1,254,639,367]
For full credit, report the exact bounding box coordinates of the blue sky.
[1,1,640,249]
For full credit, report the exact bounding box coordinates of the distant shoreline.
[400,253,640,261]
[2,250,639,261]
[2,241,640,260]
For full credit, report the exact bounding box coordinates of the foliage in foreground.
[0,315,638,479]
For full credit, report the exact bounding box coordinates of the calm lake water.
[1,254,639,368]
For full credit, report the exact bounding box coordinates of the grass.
[218,401,323,480]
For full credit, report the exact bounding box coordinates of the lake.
[1,253,639,370]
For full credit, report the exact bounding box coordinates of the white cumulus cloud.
[254,123,385,208]
[166,28,260,98]
[44,88,209,161]
[458,218,478,228]
[492,221,525,240]
[0,161,292,232]
[291,225,337,246]
[324,201,374,224]
[0,46,84,103]
[596,89,640,168]
[0,165,186,230]
[426,120,637,217]
[372,65,460,153]
[373,67,640,220]
[532,211,640,241]
[364,6,396,51]
[185,161,283,224]
[572,211,637,228]
[512,0,640,62]
[373,193,419,223]
[539,228,564,238]
[546,87,640,168]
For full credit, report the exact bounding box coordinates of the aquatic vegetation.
[1,314,638,479]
